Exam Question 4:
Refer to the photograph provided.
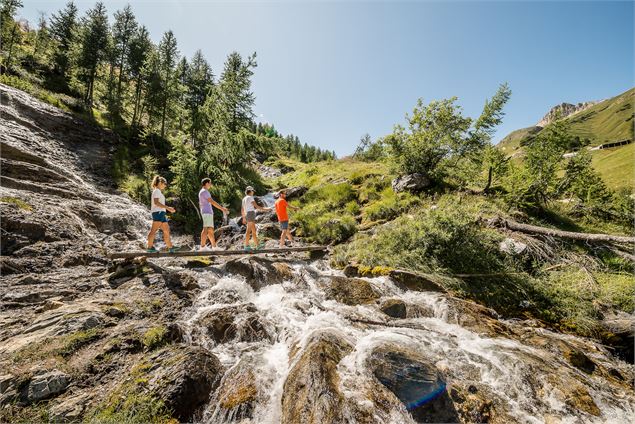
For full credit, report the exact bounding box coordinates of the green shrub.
[142,326,168,351]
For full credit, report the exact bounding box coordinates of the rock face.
[323,276,380,305]
[195,303,272,344]
[536,101,598,127]
[223,257,296,290]
[281,330,353,424]
[368,346,458,423]
[27,370,70,402]
[389,269,446,293]
[149,346,224,422]
[380,298,407,318]
[391,173,430,193]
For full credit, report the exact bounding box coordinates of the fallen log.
[488,217,635,244]
[108,245,327,260]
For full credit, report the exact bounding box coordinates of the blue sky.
[21,1,634,156]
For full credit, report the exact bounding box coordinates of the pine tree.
[111,4,137,118]
[78,2,109,107]
[32,12,50,65]
[185,49,213,144]
[157,30,179,138]
[127,25,151,130]
[49,0,78,79]
[1,0,23,72]
[215,51,257,133]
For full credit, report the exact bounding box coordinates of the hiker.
[241,186,271,250]
[199,177,229,251]
[275,189,299,248]
[147,176,178,253]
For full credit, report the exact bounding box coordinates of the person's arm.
[154,197,175,213]
[252,200,271,212]
[209,198,229,213]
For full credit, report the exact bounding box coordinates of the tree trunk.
[488,217,635,244]
[483,166,493,193]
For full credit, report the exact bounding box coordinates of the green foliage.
[141,326,168,350]
[57,328,101,357]
[354,133,386,162]
[362,187,419,223]
[385,83,511,187]
[77,2,109,106]
[0,196,32,211]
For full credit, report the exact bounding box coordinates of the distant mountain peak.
[536,101,600,127]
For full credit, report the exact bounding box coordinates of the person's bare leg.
[286,229,293,242]
[200,228,207,248]
[279,229,285,247]
[161,222,173,248]
[207,228,217,247]
[250,222,259,246]
[147,222,161,248]
[244,225,251,247]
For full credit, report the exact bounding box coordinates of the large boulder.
[27,370,70,402]
[391,173,430,193]
[148,346,224,422]
[195,303,271,344]
[380,298,407,318]
[323,276,380,305]
[285,186,308,200]
[224,257,297,291]
[281,330,353,424]
[599,309,634,363]
[389,270,446,293]
[367,345,458,423]
[209,358,259,421]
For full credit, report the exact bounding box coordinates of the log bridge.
[108,245,328,260]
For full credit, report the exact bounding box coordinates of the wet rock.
[149,346,224,422]
[213,358,258,420]
[259,222,282,238]
[391,173,430,193]
[224,257,297,290]
[196,303,271,344]
[599,309,634,363]
[255,210,277,224]
[380,299,407,318]
[281,330,353,424]
[324,276,380,306]
[389,270,446,293]
[343,264,360,277]
[0,374,19,405]
[367,345,458,423]
[27,370,70,402]
[449,384,496,424]
[565,350,596,374]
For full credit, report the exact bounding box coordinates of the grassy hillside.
[497,87,634,190]
[592,143,634,191]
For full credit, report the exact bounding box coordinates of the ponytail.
[151,175,166,189]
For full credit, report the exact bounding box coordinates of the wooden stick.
[108,246,327,260]
[488,217,635,244]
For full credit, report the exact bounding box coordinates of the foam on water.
[179,260,635,424]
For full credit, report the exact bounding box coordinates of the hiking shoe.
[199,245,212,252]
[244,245,252,251]
[168,246,180,253]
[146,247,158,253]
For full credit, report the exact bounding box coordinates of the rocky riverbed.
[1,84,634,423]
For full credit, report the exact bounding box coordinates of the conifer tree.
[1,0,23,72]
[111,4,137,116]
[185,49,213,144]
[78,2,109,107]
[157,30,179,138]
[127,25,151,130]
[49,0,78,79]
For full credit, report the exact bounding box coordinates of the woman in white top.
[241,186,271,250]
[147,175,178,253]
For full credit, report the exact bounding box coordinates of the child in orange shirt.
[274,190,299,248]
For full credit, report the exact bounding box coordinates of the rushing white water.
[175,259,635,424]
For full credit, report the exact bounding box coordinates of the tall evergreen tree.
[185,49,213,144]
[213,51,257,133]
[111,5,137,115]
[157,30,179,138]
[127,25,151,130]
[78,1,109,107]
[0,0,23,72]
[49,0,78,78]
[31,12,50,64]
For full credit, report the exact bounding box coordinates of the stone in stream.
[323,276,380,305]
[210,357,259,421]
[380,298,407,318]
[389,269,446,293]
[195,303,272,344]
[223,257,297,291]
[148,346,224,423]
[281,330,353,424]
[367,345,459,423]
